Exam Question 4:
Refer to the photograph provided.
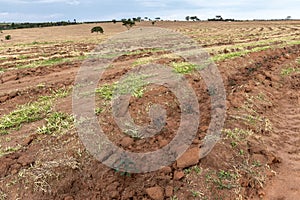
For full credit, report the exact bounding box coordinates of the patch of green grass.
[223,128,253,142]
[212,46,271,62]
[0,145,22,157]
[287,40,300,45]
[297,57,300,64]
[16,55,86,69]
[0,89,70,135]
[281,67,299,76]
[0,57,7,61]
[96,83,116,100]
[191,190,201,197]
[96,74,150,100]
[0,190,7,200]
[37,112,74,135]
[0,99,52,134]
[172,62,197,74]
[205,170,238,190]
[213,52,244,62]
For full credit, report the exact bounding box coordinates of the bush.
[91,26,104,34]
[5,35,11,40]
[122,19,135,30]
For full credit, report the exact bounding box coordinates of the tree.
[152,21,156,26]
[112,19,117,24]
[286,16,292,20]
[122,19,135,30]
[216,15,223,21]
[91,26,104,34]
[136,17,142,22]
[155,17,161,21]
[185,16,190,21]
[190,16,200,21]
[5,35,11,40]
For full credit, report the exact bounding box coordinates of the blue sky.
[0,0,299,22]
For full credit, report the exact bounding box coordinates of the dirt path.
[264,95,300,200]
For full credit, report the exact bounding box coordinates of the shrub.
[91,26,104,34]
[122,19,135,30]
[5,35,11,40]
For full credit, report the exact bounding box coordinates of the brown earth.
[0,21,300,199]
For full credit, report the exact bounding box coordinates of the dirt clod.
[176,147,200,169]
[146,186,164,200]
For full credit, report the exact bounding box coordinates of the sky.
[0,0,299,22]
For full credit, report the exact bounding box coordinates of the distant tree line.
[0,21,79,30]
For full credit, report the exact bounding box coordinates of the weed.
[116,74,151,98]
[239,160,266,188]
[96,74,149,100]
[212,46,271,62]
[223,128,253,142]
[37,112,74,135]
[281,67,299,76]
[170,196,179,200]
[0,99,52,134]
[96,83,116,100]
[0,88,70,134]
[239,149,244,155]
[193,166,202,174]
[172,62,197,74]
[213,52,244,62]
[253,160,262,167]
[0,145,22,157]
[191,190,201,197]
[16,55,86,69]
[184,168,192,174]
[0,190,7,200]
[205,170,238,190]
[95,107,104,115]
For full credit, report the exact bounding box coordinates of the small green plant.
[95,83,116,100]
[5,35,11,40]
[0,145,22,157]
[16,56,86,69]
[96,74,149,100]
[91,26,104,34]
[0,190,7,200]
[223,128,253,142]
[281,67,299,76]
[37,112,74,135]
[193,166,202,174]
[191,190,201,197]
[253,160,262,167]
[172,62,196,74]
[0,89,70,135]
[0,99,52,134]
[170,195,179,200]
[95,107,104,115]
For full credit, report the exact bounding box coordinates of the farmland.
[0,20,300,199]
